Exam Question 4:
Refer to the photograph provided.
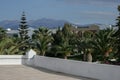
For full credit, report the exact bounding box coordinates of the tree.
[32,27,53,56]
[18,12,29,54]
[52,31,72,59]
[62,23,73,39]
[51,24,73,59]
[77,31,94,62]
[0,27,6,41]
[0,37,12,55]
[92,28,116,62]
[7,36,27,55]
[0,28,9,54]
[55,40,72,59]
[113,5,120,61]
[19,12,29,40]
[0,31,13,55]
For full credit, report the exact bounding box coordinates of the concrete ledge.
[0,55,23,58]
[32,56,120,80]
[0,55,25,65]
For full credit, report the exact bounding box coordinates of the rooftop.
[0,65,95,80]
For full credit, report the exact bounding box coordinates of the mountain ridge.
[0,18,113,30]
[0,18,69,29]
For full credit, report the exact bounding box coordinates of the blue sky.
[0,0,119,25]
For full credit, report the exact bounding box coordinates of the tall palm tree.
[32,27,53,56]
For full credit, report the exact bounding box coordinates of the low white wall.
[0,49,36,65]
[32,55,120,80]
[0,55,25,65]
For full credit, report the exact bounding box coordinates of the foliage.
[32,27,53,56]
[50,23,74,59]
[113,5,120,61]
[76,31,94,62]
[19,12,29,40]
[0,7,120,65]
[0,37,27,55]
[92,28,116,62]
[0,27,7,41]
[18,12,30,54]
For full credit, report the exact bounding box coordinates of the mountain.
[0,20,19,29]
[0,18,114,30]
[0,18,69,30]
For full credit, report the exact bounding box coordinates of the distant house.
[77,24,99,32]
[49,29,57,33]
[72,24,100,34]
[6,28,19,37]
[70,24,100,37]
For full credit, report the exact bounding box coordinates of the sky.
[0,0,119,25]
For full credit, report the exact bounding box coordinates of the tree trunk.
[83,53,87,61]
[105,52,109,57]
[105,48,112,57]
[42,51,45,56]
[87,52,92,62]
[104,51,110,63]
[64,56,67,59]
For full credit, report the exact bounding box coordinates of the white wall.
[0,52,120,80]
[0,55,25,65]
[32,56,120,80]
[0,49,36,65]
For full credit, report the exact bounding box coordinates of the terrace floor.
[0,65,97,80]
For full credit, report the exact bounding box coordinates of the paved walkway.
[0,65,97,80]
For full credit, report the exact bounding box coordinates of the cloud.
[78,11,117,20]
[58,0,120,6]
[75,11,117,25]
[81,11,116,16]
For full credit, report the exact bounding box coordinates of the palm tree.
[0,27,6,41]
[55,38,72,59]
[51,29,71,59]
[32,27,53,56]
[0,27,27,55]
[92,28,116,62]
[0,37,12,55]
[77,31,94,62]
[51,25,73,59]
[0,36,27,55]
[0,27,8,54]
[7,37,28,55]
[113,5,120,61]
